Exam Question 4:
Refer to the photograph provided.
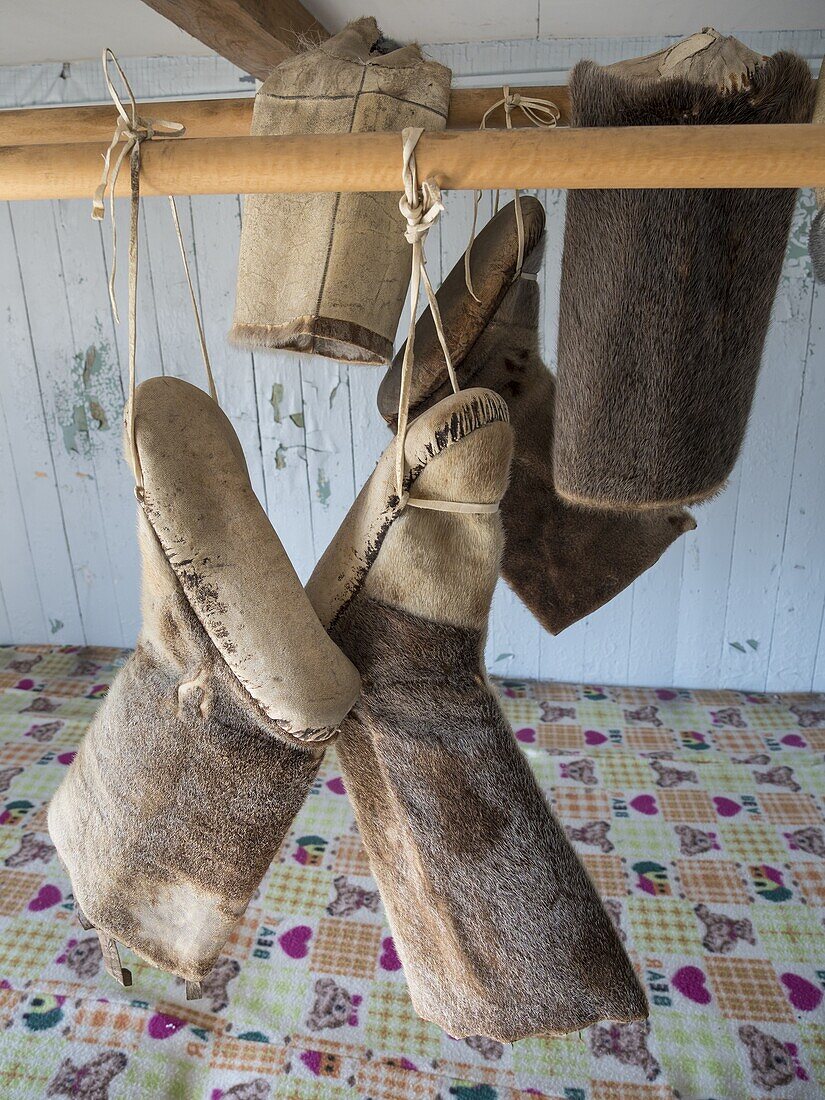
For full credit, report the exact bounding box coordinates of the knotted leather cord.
[463,87,560,302]
[92,48,216,498]
[395,128,499,516]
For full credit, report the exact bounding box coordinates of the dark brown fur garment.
[331,594,649,1040]
[309,390,648,1040]
[554,51,815,509]
[379,199,694,633]
[475,263,695,633]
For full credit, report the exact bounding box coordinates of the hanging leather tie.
[91,48,216,499]
[463,86,560,301]
[394,127,499,516]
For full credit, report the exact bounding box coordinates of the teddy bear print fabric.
[0,645,824,1097]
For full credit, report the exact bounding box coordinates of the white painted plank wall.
[1,32,823,690]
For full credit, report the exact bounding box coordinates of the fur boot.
[377,198,694,633]
[49,378,360,986]
[553,40,815,508]
[230,17,451,365]
[306,388,648,1040]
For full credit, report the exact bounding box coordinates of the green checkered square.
[243,968,311,1032]
[290,793,352,842]
[692,758,755,792]
[798,1023,825,1093]
[364,981,441,1060]
[525,752,556,791]
[611,818,677,859]
[122,1038,209,1099]
[798,764,825,797]
[281,1079,350,1099]
[720,822,787,863]
[577,701,624,729]
[0,1028,60,1097]
[15,763,62,804]
[653,1012,745,1097]
[510,1031,590,1081]
[663,701,714,731]
[751,904,825,963]
[743,702,807,732]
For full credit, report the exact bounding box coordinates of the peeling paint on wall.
[316,468,331,508]
[270,382,284,423]
[61,405,88,455]
[56,339,119,457]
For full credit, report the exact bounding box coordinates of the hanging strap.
[394,127,499,516]
[91,48,216,498]
[464,86,559,301]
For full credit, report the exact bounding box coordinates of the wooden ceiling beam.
[138,0,329,80]
[0,86,572,146]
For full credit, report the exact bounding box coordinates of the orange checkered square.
[0,922,66,986]
[552,787,611,821]
[710,731,768,755]
[627,898,698,955]
[626,728,679,752]
[0,987,23,1027]
[759,793,823,825]
[264,864,331,916]
[592,1084,675,1100]
[0,870,42,916]
[535,724,584,751]
[806,730,825,751]
[311,916,381,979]
[26,805,50,831]
[223,906,262,960]
[356,1060,441,1100]
[676,859,749,904]
[69,1001,147,1051]
[535,682,579,703]
[0,742,46,769]
[609,687,663,707]
[210,1035,287,1074]
[706,957,794,1023]
[581,854,628,897]
[790,861,825,905]
[331,834,372,876]
[692,689,744,706]
[36,678,93,699]
[659,789,715,823]
[598,754,657,790]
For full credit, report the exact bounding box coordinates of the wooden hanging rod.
[0,86,572,146]
[0,125,822,202]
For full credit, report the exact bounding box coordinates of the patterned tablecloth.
[0,644,824,1099]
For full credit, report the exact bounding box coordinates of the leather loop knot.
[464,85,560,301]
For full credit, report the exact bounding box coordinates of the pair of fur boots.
[50,373,647,1041]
